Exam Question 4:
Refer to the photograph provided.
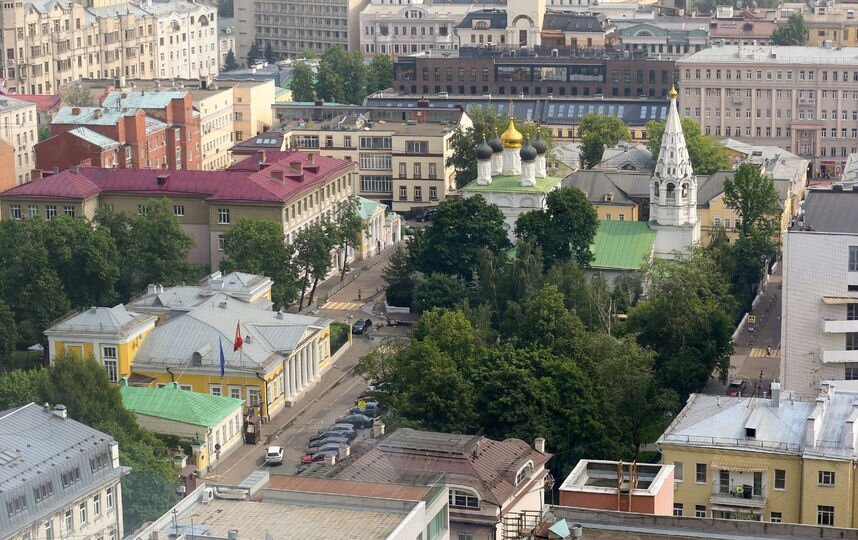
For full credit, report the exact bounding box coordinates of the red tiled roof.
[1,151,354,204]
[10,94,61,113]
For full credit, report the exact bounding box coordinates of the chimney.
[147,284,157,295]
[71,107,81,116]
[534,437,546,453]
[770,381,781,408]
[289,160,303,172]
[271,169,285,183]
[256,150,266,164]
[52,404,68,420]
[70,166,79,174]
[474,440,481,458]
[307,152,315,163]
[94,109,102,119]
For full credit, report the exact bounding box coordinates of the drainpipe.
[166,366,175,382]
[255,372,269,422]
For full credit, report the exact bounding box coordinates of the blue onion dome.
[520,138,537,161]
[533,130,548,155]
[475,137,494,160]
[488,131,503,153]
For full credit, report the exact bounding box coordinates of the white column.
[300,348,307,388]
[284,363,292,400]
[312,342,318,379]
[289,356,297,397]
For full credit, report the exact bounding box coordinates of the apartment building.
[219,17,237,68]
[615,19,709,59]
[359,0,476,57]
[0,96,38,189]
[678,45,858,177]
[456,0,547,50]
[0,151,357,270]
[281,112,467,212]
[780,2,858,48]
[234,0,369,63]
[36,90,200,171]
[540,13,615,49]
[659,383,858,527]
[0,0,218,96]
[0,403,129,540]
[393,49,675,99]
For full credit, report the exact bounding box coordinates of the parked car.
[326,423,356,433]
[349,401,381,417]
[265,446,284,465]
[416,209,437,222]
[336,413,374,429]
[308,436,350,452]
[315,442,349,454]
[301,449,340,464]
[310,429,356,444]
[727,379,748,397]
[352,319,373,335]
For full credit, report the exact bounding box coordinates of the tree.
[247,43,261,66]
[0,367,48,410]
[220,218,299,308]
[223,49,239,72]
[418,195,511,279]
[60,84,96,107]
[646,117,731,175]
[0,300,16,361]
[330,195,366,282]
[367,54,394,93]
[293,221,335,309]
[723,164,782,241]
[291,61,315,102]
[514,187,598,268]
[264,42,276,64]
[38,126,51,141]
[315,46,357,104]
[342,51,368,105]
[412,273,468,313]
[578,114,631,169]
[382,243,416,307]
[772,13,809,46]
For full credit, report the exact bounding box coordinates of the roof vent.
[52,404,68,420]
[218,301,228,309]
[156,174,169,185]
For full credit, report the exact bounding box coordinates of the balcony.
[709,486,766,509]
[822,349,858,363]
[798,97,816,106]
[821,318,858,333]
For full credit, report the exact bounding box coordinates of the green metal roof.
[358,196,386,220]
[120,382,244,428]
[590,220,655,271]
[459,175,562,194]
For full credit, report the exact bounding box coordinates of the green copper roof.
[459,175,562,194]
[120,383,244,428]
[358,196,386,220]
[590,220,656,270]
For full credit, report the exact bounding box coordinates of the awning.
[822,296,858,305]
[710,460,769,472]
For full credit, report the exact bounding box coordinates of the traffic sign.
[748,315,756,324]
[357,400,366,411]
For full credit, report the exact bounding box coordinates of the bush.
[330,322,350,354]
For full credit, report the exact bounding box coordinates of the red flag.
[233,321,243,352]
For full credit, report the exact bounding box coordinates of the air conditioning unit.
[202,487,214,504]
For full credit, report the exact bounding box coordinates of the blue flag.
[219,337,226,377]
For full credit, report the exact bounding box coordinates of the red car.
[727,379,747,397]
[301,450,340,464]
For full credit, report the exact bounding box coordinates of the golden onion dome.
[668,85,678,100]
[501,117,524,149]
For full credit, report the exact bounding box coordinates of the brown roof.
[267,475,432,501]
[333,428,552,506]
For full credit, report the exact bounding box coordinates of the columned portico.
[283,341,325,406]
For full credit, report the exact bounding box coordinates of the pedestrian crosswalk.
[321,301,364,311]
[749,347,780,358]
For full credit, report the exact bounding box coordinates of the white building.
[0,96,38,188]
[781,187,858,398]
[146,0,219,80]
[455,0,547,50]
[0,403,130,540]
[359,0,477,57]
[649,86,701,258]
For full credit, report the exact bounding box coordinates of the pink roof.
[1,151,355,204]
[10,94,61,113]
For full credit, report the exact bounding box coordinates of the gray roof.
[798,188,858,233]
[563,170,650,204]
[597,143,653,172]
[543,13,608,32]
[45,305,156,338]
[66,126,119,149]
[101,91,189,111]
[679,45,858,66]
[0,96,36,113]
[128,272,274,316]
[0,403,127,535]
[457,9,507,29]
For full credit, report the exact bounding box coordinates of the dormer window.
[474,20,489,30]
[449,488,480,508]
[745,427,756,439]
[514,461,534,486]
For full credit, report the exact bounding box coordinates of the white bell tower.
[649,86,701,258]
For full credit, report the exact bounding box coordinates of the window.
[414,186,422,201]
[247,387,260,407]
[847,333,858,351]
[847,364,858,380]
[45,521,53,540]
[406,140,428,154]
[695,505,706,518]
[102,347,118,383]
[774,469,785,490]
[174,205,185,217]
[106,487,114,510]
[429,186,438,200]
[64,205,75,217]
[217,208,230,224]
[673,461,683,481]
[458,534,474,540]
[229,386,241,399]
[848,304,858,321]
[427,506,447,540]
[818,505,834,526]
[673,503,683,516]
[90,452,109,472]
[429,163,437,179]
[61,467,81,488]
[34,481,54,502]
[210,385,222,396]
[398,162,407,178]
[414,163,422,179]
[819,470,835,486]
[399,186,407,200]
[93,494,101,517]
[10,204,21,219]
[218,234,225,251]
[850,247,858,271]
[29,205,38,217]
[64,509,73,531]
[46,205,57,220]
[771,512,782,523]
[695,463,707,483]
[6,495,26,517]
[449,489,479,508]
[137,204,149,216]
[79,501,87,524]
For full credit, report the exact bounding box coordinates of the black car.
[352,319,373,335]
[336,414,374,429]
[310,429,356,444]
[308,438,351,453]
[349,401,381,417]
[416,209,437,222]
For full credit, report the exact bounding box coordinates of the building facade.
[678,45,858,177]
[455,0,547,51]
[359,0,473,57]
[780,2,858,48]
[0,97,38,189]
[0,403,129,540]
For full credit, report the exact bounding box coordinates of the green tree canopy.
[293,221,336,308]
[247,43,261,66]
[60,84,96,107]
[382,243,416,308]
[314,46,369,105]
[0,300,17,363]
[367,54,394,93]
[646,117,731,175]
[514,187,598,268]
[223,49,239,71]
[412,273,468,314]
[772,13,809,46]
[578,114,631,169]
[264,42,276,64]
[291,61,315,102]
[329,195,366,281]
[723,163,782,240]
[220,218,299,308]
[418,195,511,279]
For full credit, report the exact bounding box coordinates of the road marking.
[322,301,364,311]
[749,347,780,358]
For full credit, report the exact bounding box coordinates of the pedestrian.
[766,346,772,357]
[358,289,362,301]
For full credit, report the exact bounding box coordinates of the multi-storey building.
[659,383,858,527]
[678,45,858,177]
[359,0,477,57]
[615,18,710,58]
[35,89,201,171]
[0,0,218,95]
[0,402,129,540]
[234,0,369,63]
[0,96,38,189]
[455,0,547,50]
[541,13,615,49]
[707,6,778,46]
[780,2,858,48]
[393,48,675,99]
[781,187,858,398]
[219,17,237,68]
[1,151,357,269]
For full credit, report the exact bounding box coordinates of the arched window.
[515,461,534,486]
[448,488,480,508]
[681,183,689,198]
[653,182,660,197]
[666,183,675,203]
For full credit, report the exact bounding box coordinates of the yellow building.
[780,3,858,47]
[357,197,402,259]
[45,305,157,383]
[659,383,858,527]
